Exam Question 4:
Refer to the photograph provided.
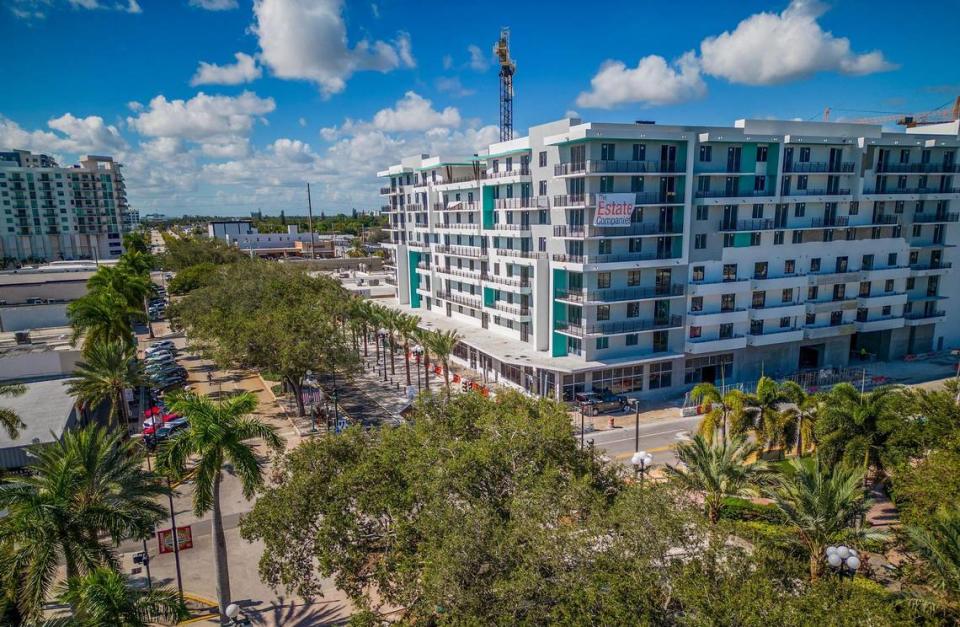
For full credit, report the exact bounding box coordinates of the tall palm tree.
[664,434,767,524]
[67,340,141,429]
[0,425,168,619]
[116,249,153,277]
[814,383,901,479]
[55,567,186,627]
[690,382,744,444]
[87,266,152,311]
[764,456,867,581]
[382,308,399,376]
[779,381,819,457]
[428,329,461,397]
[67,288,144,349]
[158,391,283,621]
[734,376,791,455]
[906,508,960,615]
[0,382,26,439]
[414,327,433,392]
[395,313,421,387]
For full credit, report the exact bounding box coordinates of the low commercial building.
[207,219,254,240]
[0,377,79,469]
[0,327,83,380]
[0,260,111,331]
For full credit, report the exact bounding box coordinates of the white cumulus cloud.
[0,113,127,156]
[126,91,276,143]
[576,52,706,109]
[191,52,262,86]
[371,92,461,132]
[699,0,896,85]
[253,0,415,96]
[467,44,489,72]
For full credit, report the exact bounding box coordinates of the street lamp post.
[631,450,653,483]
[412,345,423,392]
[377,329,389,382]
[225,602,247,625]
[825,545,861,578]
[630,398,641,453]
[579,404,585,450]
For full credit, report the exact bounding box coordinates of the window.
[699,145,712,162]
[632,143,646,161]
[794,202,806,217]
[792,230,803,244]
[631,176,643,192]
[912,224,922,237]
[751,319,764,335]
[888,252,898,266]
[626,334,638,346]
[691,296,703,312]
[600,176,614,193]
[626,270,640,286]
[597,272,611,288]
[752,290,766,308]
[797,175,808,191]
[626,302,640,317]
[723,233,734,248]
[756,146,768,162]
[899,149,910,164]
[596,337,609,350]
[859,281,871,297]
[780,316,791,328]
[539,237,547,252]
[806,313,817,325]
[862,254,874,270]
[721,293,736,312]
[492,159,499,173]
[601,143,615,161]
[785,259,796,274]
[692,266,705,281]
[882,305,891,316]
[694,234,706,249]
[752,204,763,219]
[719,323,734,339]
[810,257,821,273]
[754,262,768,279]
[648,362,672,389]
[689,326,702,338]
[696,205,709,220]
[774,230,785,245]
[538,151,547,167]
[884,279,894,292]
[629,238,642,252]
[538,180,547,195]
[506,157,513,171]
[722,264,738,281]
[836,256,848,272]
[849,201,859,215]
[750,232,761,246]
[799,147,811,162]
[782,288,793,303]
[833,284,846,301]
[808,286,819,300]
[906,277,915,290]
[754,176,766,192]
[597,305,610,320]
[599,239,612,254]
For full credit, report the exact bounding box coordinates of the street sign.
[158,525,193,554]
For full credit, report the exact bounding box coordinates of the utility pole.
[306,183,317,260]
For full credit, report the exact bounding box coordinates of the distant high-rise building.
[0,150,135,261]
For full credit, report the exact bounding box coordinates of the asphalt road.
[584,414,703,466]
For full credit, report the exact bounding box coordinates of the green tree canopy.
[166,262,217,295]
[160,235,245,271]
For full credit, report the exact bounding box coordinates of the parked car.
[155,418,188,440]
[148,340,175,351]
[144,351,176,362]
[573,392,627,416]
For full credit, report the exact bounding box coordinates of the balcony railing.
[434,222,481,232]
[783,161,856,173]
[556,314,683,337]
[876,163,960,174]
[694,188,774,199]
[481,273,530,288]
[436,267,482,281]
[913,212,960,223]
[553,192,683,207]
[379,187,394,195]
[553,159,682,176]
[555,284,685,303]
[909,262,952,271]
[435,245,485,258]
[485,168,530,180]
[494,196,548,209]
[434,201,481,211]
[864,187,960,195]
[491,223,532,232]
[440,291,483,308]
[495,249,546,260]
[551,251,678,264]
[553,222,682,237]
[491,301,530,316]
[905,310,946,320]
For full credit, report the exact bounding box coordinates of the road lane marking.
[589,426,700,446]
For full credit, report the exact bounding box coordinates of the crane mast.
[493,28,516,142]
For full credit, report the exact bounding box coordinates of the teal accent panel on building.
[482,187,495,229]
[733,233,753,247]
[408,251,422,308]
[766,144,780,179]
[740,143,758,173]
[738,175,756,196]
[672,235,683,257]
[675,142,687,167]
[552,268,569,357]
[483,287,495,307]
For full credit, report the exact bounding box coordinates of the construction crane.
[823,96,960,127]
[493,27,516,142]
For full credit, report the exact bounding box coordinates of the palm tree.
[158,391,283,621]
[87,265,152,311]
[428,329,461,397]
[67,340,141,429]
[764,456,867,580]
[779,381,819,457]
[664,434,767,524]
[55,567,186,626]
[382,308,399,376]
[395,313,421,388]
[0,425,168,618]
[690,382,744,443]
[905,508,960,615]
[67,288,144,349]
[117,249,153,277]
[814,383,900,479]
[734,376,791,455]
[0,382,26,439]
[414,327,433,392]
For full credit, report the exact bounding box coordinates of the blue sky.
[0,0,957,216]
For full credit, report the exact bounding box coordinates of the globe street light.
[631,450,653,483]
[825,545,861,578]
[377,328,389,381]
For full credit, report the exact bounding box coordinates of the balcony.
[495,249,546,261]
[435,201,481,212]
[808,270,863,285]
[435,245,485,258]
[718,218,779,232]
[875,162,960,174]
[746,328,804,346]
[553,159,683,176]
[781,188,851,197]
[749,302,806,320]
[913,212,959,224]
[554,284,685,304]
[379,187,394,195]
[556,315,683,337]
[485,168,530,180]
[863,187,960,195]
[688,277,751,296]
[686,308,749,326]
[854,316,904,333]
[805,297,858,313]
[552,192,683,207]
[490,223,532,234]
[494,196,548,210]
[434,222,481,233]
[803,323,855,339]
[551,251,679,265]
[435,267,482,282]
[909,262,952,274]
[481,273,530,289]
[490,301,531,318]
[439,291,483,309]
[783,161,856,173]
[904,310,947,325]
[694,188,774,199]
[685,335,748,354]
[553,222,682,238]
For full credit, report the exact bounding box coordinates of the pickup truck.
[574,392,628,416]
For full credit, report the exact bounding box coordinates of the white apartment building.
[379,118,959,401]
[0,150,134,261]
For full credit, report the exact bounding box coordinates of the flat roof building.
[0,377,79,469]
[378,117,959,401]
